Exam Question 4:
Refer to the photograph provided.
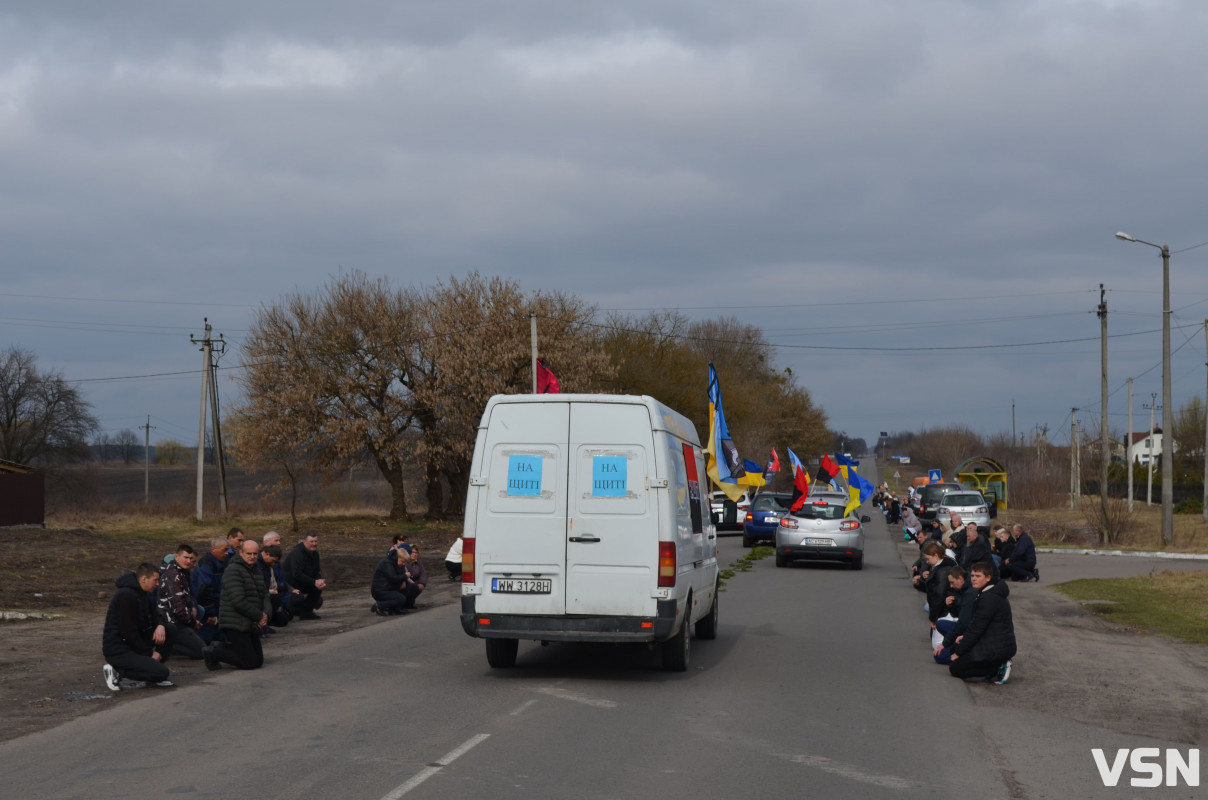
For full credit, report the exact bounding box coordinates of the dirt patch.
[0,523,461,744]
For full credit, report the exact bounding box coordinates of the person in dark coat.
[371,547,414,615]
[990,526,1015,570]
[933,566,978,664]
[958,523,998,581]
[191,536,229,643]
[923,542,958,625]
[949,561,1017,683]
[257,544,292,629]
[1002,524,1038,581]
[282,534,326,619]
[204,540,269,671]
[102,563,175,690]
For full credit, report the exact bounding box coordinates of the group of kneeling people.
[909,520,1038,685]
[100,529,329,691]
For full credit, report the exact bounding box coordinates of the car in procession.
[741,492,793,547]
[774,495,869,570]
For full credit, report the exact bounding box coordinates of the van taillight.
[462,538,475,583]
[658,541,675,587]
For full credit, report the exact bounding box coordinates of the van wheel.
[695,587,719,640]
[742,532,754,548]
[485,638,519,668]
[775,553,786,568]
[851,553,864,571]
[662,609,691,671]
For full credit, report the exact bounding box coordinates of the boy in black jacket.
[949,561,1016,684]
[102,563,176,690]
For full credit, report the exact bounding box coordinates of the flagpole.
[530,313,538,393]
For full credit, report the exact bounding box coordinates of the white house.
[1130,427,1174,465]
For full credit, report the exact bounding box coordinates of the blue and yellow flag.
[705,363,747,501]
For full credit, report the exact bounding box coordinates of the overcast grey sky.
[3,1,1207,452]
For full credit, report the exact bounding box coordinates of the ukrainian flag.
[705,363,747,501]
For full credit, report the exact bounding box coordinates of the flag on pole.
[737,458,767,488]
[815,453,840,487]
[835,453,860,468]
[847,468,875,515]
[536,359,561,394]
[766,448,781,474]
[704,363,747,501]
[787,447,811,512]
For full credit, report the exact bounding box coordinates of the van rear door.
[565,402,658,617]
[476,401,569,616]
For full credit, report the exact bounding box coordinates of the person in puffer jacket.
[949,561,1017,684]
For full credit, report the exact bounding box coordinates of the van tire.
[775,553,787,568]
[662,607,691,671]
[851,553,864,571]
[742,532,754,548]
[695,587,719,640]
[485,638,519,668]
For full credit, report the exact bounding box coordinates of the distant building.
[0,458,45,527]
[1130,426,1173,466]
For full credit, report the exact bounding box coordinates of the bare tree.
[93,432,113,463]
[155,439,188,465]
[114,428,140,464]
[0,346,98,465]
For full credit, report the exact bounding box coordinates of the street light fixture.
[1116,231,1173,545]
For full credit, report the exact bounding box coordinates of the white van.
[458,393,720,671]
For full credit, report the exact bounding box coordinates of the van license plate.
[492,578,552,594]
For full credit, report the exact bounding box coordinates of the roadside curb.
[1036,547,1208,561]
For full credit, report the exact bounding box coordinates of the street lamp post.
[1116,232,1173,545]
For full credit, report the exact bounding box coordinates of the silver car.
[774,497,869,570]
[935,491,991,529]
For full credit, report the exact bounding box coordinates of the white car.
[711,491,751,531]
[936,491,992,530]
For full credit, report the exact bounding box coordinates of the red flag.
[767,448,781,473]
[536,359,561,394]
[790,465,811,512]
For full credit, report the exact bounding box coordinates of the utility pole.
[1203,321,1208,522]
[1011,400,1016,452]
[530,313,539,393]
[1098,285,1109,541]
[208,344,228,515]
[141,415,155,506]
[1127,377,1134,513]
[1070,410,1078,510]
[192,320,212,521]
[1144,394,1159,507]
[190,319,228,520]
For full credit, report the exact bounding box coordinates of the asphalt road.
[3,464,1206,798]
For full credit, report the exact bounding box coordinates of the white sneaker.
[103,663,121,692]
[154,680,175,687]
[996,659,1013,685]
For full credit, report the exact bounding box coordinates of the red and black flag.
[815,453,839,487]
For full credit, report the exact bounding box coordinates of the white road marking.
[380,733,491,799]
[509,698,539,715]
[535,686,617,708]
[781,752,918,790]
[362,658,422,668]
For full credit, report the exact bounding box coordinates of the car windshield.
[752,495,792,512]
[943,494,983,506]
[793,502,847,520]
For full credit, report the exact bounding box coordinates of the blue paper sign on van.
[458,393,721,672]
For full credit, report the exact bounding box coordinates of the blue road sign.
[928,468,942,483]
